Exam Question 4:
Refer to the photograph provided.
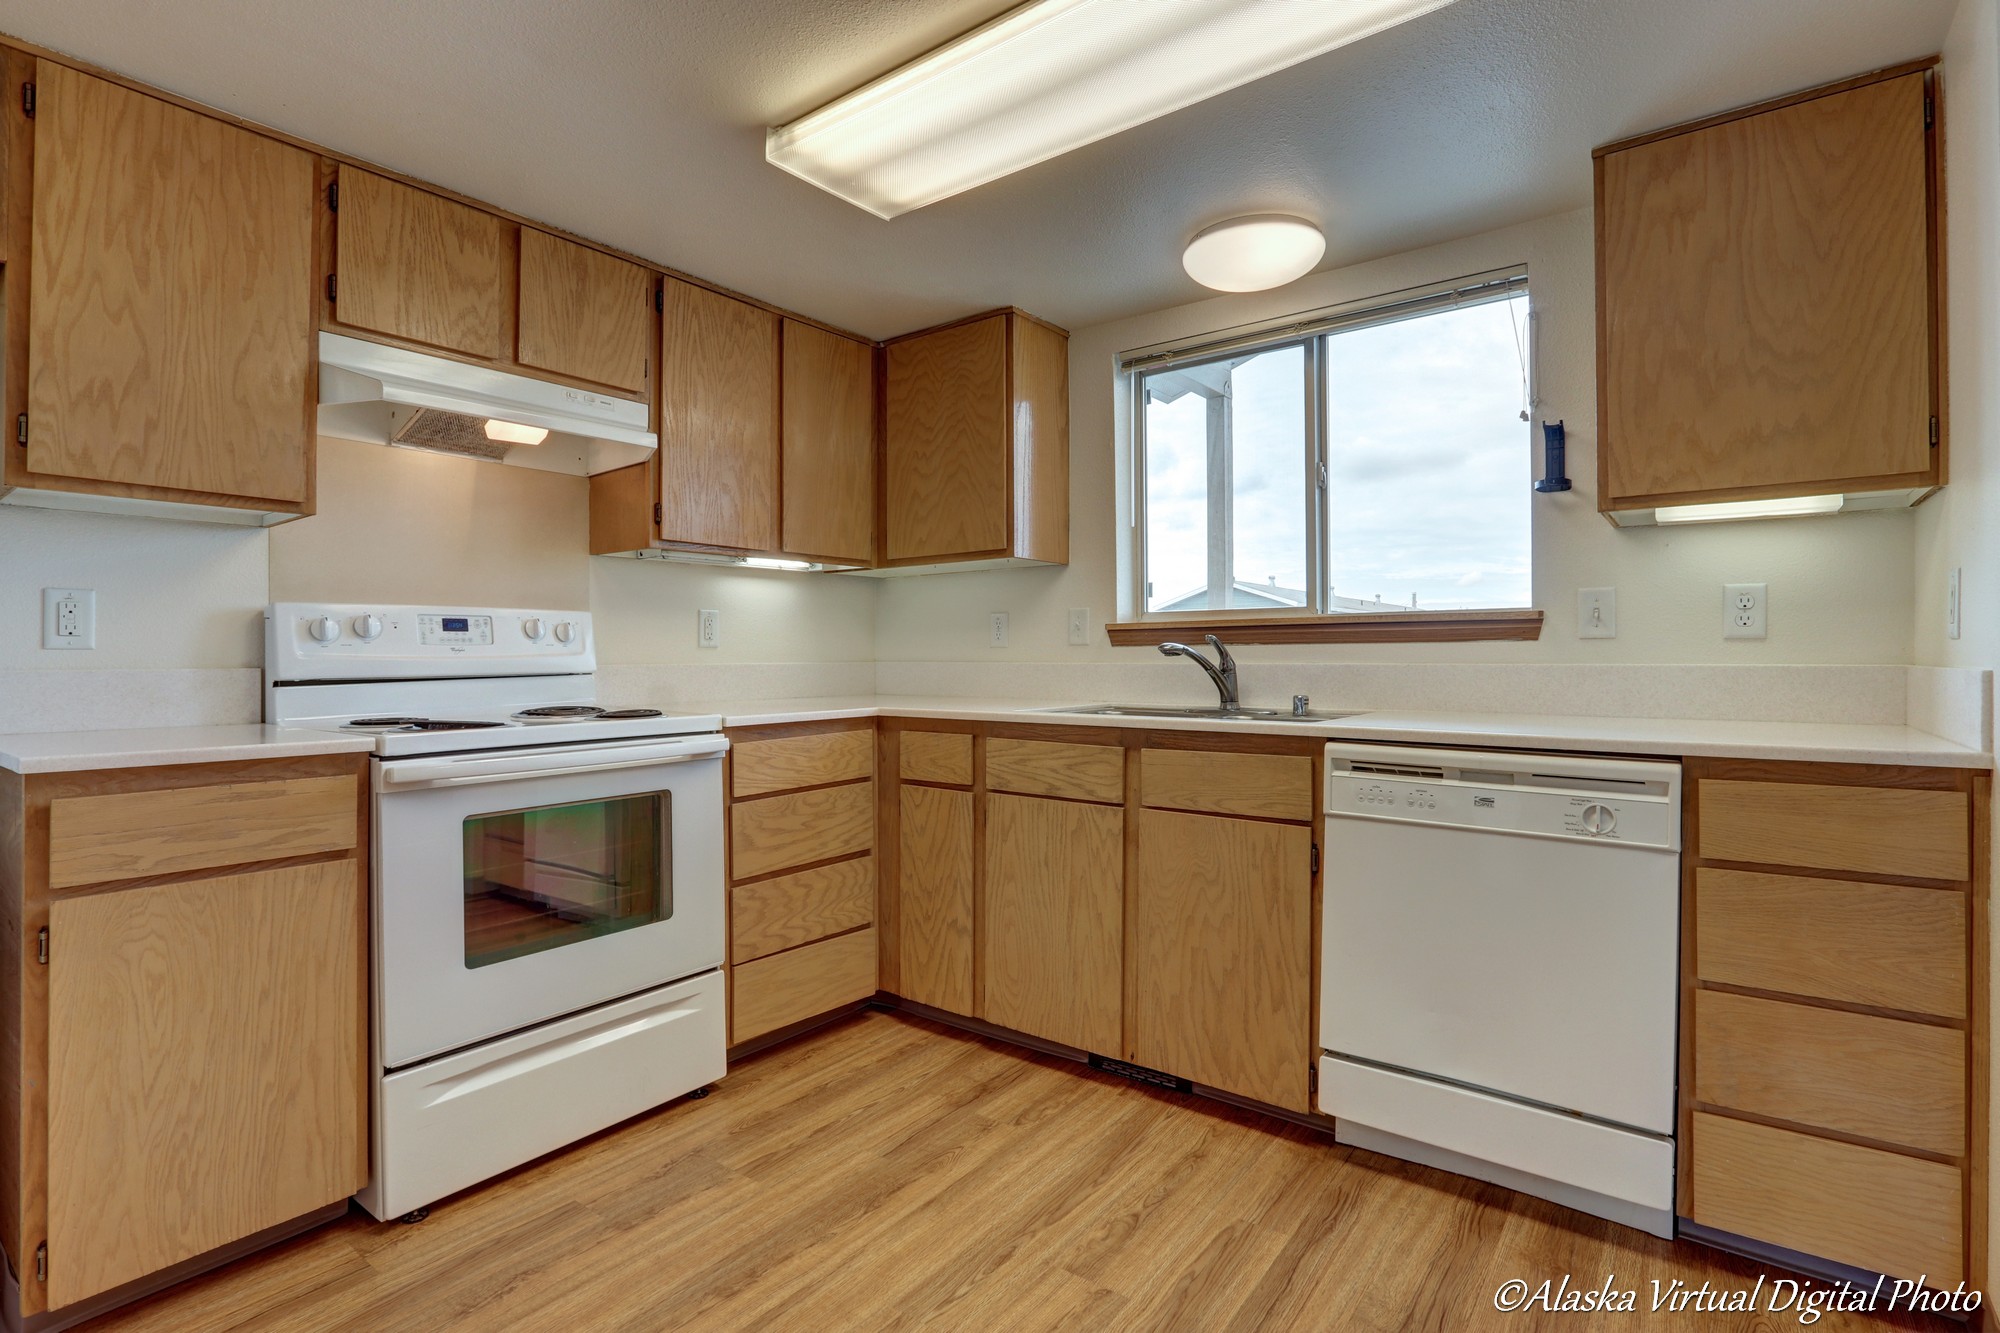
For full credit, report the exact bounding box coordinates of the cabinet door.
[1132,809,1311,1110]
[333,167,508,361]
[517,228,654,395]
[27,62,315,503]
[46,860,365,1307]
[1599,72,1933,505]
[659,276,779,550]
[982,793,1122,1053]
[897,784,974,1014]
[781,321,875,564]
[884,314,1007,561]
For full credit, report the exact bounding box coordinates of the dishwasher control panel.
[1325,744,1680,851]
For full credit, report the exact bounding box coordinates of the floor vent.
[1089,1055,1192,1093]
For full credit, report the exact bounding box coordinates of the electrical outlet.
[1948,568,1962,641]
[697,608,720,650]
[1723,583,1767,640]
[41,588,94,650]
[1576,587,1616,639]
[1067,608,1091,647]
[989,612,1010,648]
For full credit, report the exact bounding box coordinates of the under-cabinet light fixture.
[766,0,1460,218]
[484,419,550,446]
[741,557,816,571]
[1651,495,1845,525]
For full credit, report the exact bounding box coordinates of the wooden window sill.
[1104,609,1544,646]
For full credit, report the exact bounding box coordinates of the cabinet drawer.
[730,782,873,881]
[731,728,873,798]
[731,857,874,964]
[731,927,877,1043]
[1695,868,1965,1017]
[1695,990,1962,1155]
[1698,780,1968,880]
[1690,1111,1962,1284]
[48,775,359,889]
[1141,750,1312,822]
[986,738,1124,804]
[900,731,973,786]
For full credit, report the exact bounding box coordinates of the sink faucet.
[1159,634,1240,711]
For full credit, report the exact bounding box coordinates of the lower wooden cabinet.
[896,783,975,1015]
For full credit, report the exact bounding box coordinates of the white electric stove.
[267,603,729,1221]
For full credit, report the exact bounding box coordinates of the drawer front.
[731,728,873,799]
[730,782,874,881]
[48,775,359,889]
[1140,749,1313,822]
[900,731,973,786]
[1695,990,1963,1156]
[1690,1111,1962,1284]
[731,927,877,1043]
[1698,779,1968,880]
[1696,868,1965,1017]
[986,738,1124,804]
[731,857,875,964]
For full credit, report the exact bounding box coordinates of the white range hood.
[316,332,656,477]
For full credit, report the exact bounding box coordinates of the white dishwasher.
[1320,743,1681,1238]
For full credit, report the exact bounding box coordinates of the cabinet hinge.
[36,927,47,966]
[1309,1063,1318,1094]
[14,413,25,447]
[327,180,339,213]
[653,501,663,525]
[1310,843,1321,877]
[34,1241,44,1283]
[326,274,337,304]
[655,285,664,315]
[1930,416,1940,448]
[20,82,33,119]
[1925,93,1935,129]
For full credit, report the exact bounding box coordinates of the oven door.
[373,734,727,1069]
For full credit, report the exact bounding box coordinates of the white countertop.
[0,725,378,774]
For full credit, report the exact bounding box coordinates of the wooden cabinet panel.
[781,321,875,564]
[730,782,872,881]
[47,775,358,889]
[1698,779,1968,880]
[27,62,316,503]
[1695,868,1965,1017]
[885,315,1008,561]
[731,857,874,965]
[46,860,365,1306]
[333,168,508,361]
[897,785,974,1014]
[982,795,1121,1053]
[985,738,1122,804]
[1689,1112,1961,1284]
[731,728,873,798]
[1140,750,1313,822]
[1598,72,1934,506]
[1695,990,1963,1155]
[731,927,877,1044]
[516,228,653,394]
[1009,315,1069,565]
[1132,809,1311,1110]
[658,277,779,551]
[900,731,973,786]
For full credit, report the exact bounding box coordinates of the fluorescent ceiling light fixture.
[484,419,549,446]
[1652,494,1845,525]
[766,0,1460,218]
[1183,215,1325,291]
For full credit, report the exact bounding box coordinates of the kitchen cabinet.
[782,320,876,565]
[0,754,368,1318]
[3,58,318,522]
[895,782,975,1015]
[658,276,780,552]
[1595,63,1941,521]
[330,167,510,362]
[1680,759,1985,1292]
[879,310,1068,571]
[517,227,655,396]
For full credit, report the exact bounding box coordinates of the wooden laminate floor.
[84,1010,1960,1332]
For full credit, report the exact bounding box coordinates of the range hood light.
[485,419,550,446]
[1652,495,1845,525]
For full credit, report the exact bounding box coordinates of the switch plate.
[1724,583,1767,640]
[1067,608,1090,646]
[697,608,720,650]
[989,612,1010,648]
[42,588,94,650]
[1948,568,1962,640]
[1576,587,1616,639]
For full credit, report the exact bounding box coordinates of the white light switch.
[1576,587,1616,639]
[1948,568,1962,641]
[989,612,1010,648]
[1067,608,1091,646]
[697,609,720,649]
[42,588,95,650]
[1724,583,1767,640]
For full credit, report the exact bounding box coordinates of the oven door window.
[462,792,671,969]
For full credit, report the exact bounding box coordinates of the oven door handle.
[376,736,728,791]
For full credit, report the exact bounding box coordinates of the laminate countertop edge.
[0,725,379,774]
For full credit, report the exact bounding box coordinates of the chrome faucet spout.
[1158,636,1241,710]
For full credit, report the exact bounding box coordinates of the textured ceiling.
[0,0,1958,338]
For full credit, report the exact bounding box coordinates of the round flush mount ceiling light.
[1182,215,1326,292]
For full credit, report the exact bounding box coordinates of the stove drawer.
[48,774,359,889]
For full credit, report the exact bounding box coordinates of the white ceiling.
[0,0,1958,339]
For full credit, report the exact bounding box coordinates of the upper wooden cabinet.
[4,59,318,520]
[782,320,875,565]
[1596,64,1941,519]
[882,310,1067,569]
[658,276,780,551]
[330,167,509,362]
[517,227,654,395]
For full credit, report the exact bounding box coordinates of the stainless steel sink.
[1033,703,1362,722]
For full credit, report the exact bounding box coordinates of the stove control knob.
[307,615,341,644]
[1580,803,1617,836]
[352,614,384,641]
[553,621,578,645]
[522,617,546,642]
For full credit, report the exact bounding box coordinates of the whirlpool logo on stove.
[1472,795,1497,808]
